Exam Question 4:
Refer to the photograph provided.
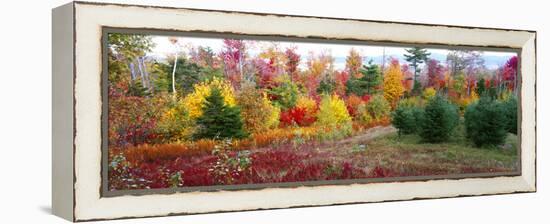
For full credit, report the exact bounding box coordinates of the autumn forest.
[107,33,519,191]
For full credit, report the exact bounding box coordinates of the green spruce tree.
[419,95,459,142]
[317,78,336,95]
[346,60,381,96]
[476,78,486,96]
[502,96,518,134]
[194,87,247,140]
[464,96,507,146]
[487,80,498,99]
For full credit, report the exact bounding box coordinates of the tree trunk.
[129,62,136,81]
[141,57,151,91]
[171,52,178,96]
[137,57,146,88]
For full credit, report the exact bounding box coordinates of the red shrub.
[280,107,316,127]
[361,94,371,103]
[370,166,394,178]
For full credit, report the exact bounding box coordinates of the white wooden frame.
[52,1,536,222]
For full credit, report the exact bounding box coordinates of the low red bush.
[280,107,316,127]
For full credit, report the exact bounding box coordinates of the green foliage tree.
[501,96,518,134]
[108,33,154,59]
[419,95,459,142]
[452,72,466,98]
[487,79,498,99]
[107,34,154,85]
[404,47,430,94]
[476,78,486,96]
[317,78,336,94]
[346,60,381,96]
[127,79,150,97]
[194,88,247,140]
[154,57,206,95]
[270,79,299,109]
[366,95,391,121]
[391,104,423,136]
[411,80,422,95]
[464,97,507,146]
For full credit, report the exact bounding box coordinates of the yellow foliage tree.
[157,98,193,142]
[316,94,351,127]
[183,77,236,119]
[422,87,437,100]
[383,61,405,107]
[296,95,317,115]
[264,94,281,129]
[237,85,280,133]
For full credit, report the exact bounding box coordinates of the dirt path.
[235,125,398,157]
[338,125,397,145]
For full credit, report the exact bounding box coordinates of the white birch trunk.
[171,52,178,96]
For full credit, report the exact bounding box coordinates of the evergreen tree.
[392,104,423,136]
[155,57,205,94]
[419,95,459,142]
[487,79,498,99]
[411,80,422,95]
[317,78,336,95]
[346,60,381,96]
[476,78,486,96]
[464,96,507,146]
[194,88,247,140]
[502,96,518,134]
[404,47,430,94]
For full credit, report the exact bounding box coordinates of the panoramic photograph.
[106,33,519,191]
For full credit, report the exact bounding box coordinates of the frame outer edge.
[70,2,537,221]
[52,2,75,222]
[520,33,537,192]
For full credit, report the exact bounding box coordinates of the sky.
[147,35,517,70]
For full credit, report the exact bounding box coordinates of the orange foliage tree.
[346,48,363,78]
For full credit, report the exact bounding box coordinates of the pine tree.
[419,95,459,143]
[464,96,507,146]
[167,57,204,94]
[502,96,518,134]
[392,104,422,136]
[487,79,498,99]
[317,78,336,95]
[476,78,486,96]
[194,87,247,140]
[404,47,430,94]
[411,80,422,95]
[346,60,381,96]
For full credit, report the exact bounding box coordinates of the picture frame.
[52,1,536,222]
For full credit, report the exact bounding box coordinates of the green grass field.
[362,122,519,176]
